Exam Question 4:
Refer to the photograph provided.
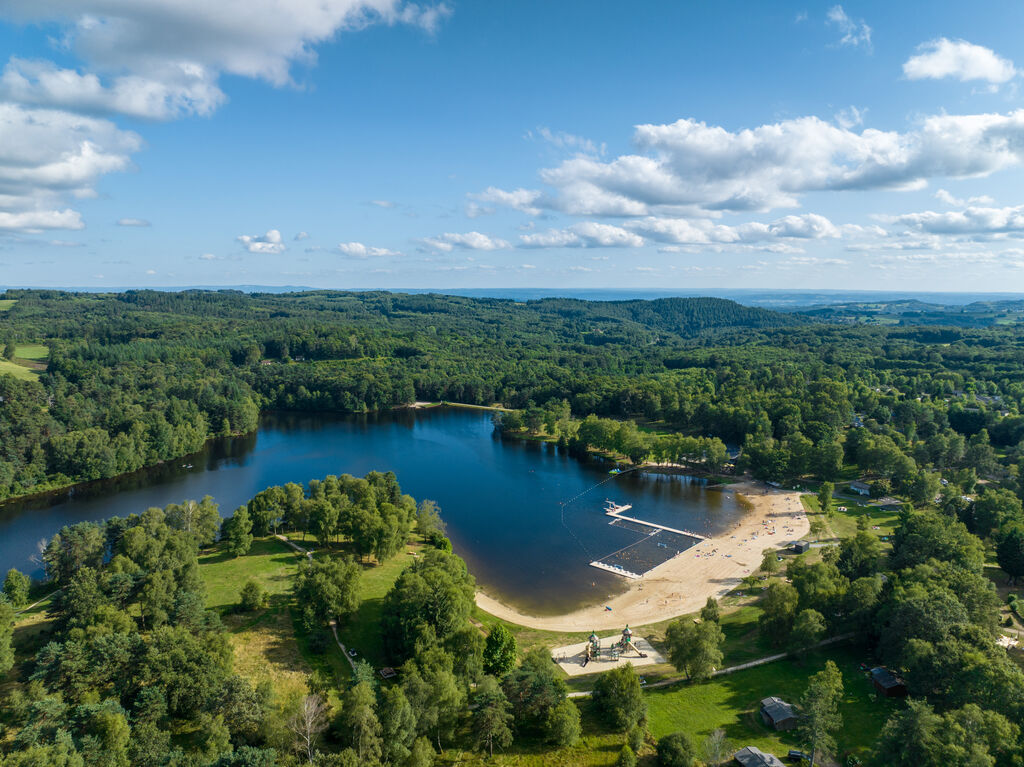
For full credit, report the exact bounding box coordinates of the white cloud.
[370,199,396,208]
[826,6,871,50]
[628,213,840,244]
[533,110,1024,215]
[934,188,994,207]
[528,126,605,156]
[117,217,150,227]
[0,103,140,230]
[904,38,1017,84]
[199,253,217,260]
[0,208,84,232]
[422,231,511,251]
[145,268,156,274]
[471,187,543,216]
[835,106,865,130]
[519,222,644,249]
[337,241,401,257]
[0,1,450,119]
[237,228,285,253]
[294,231,310,240]
[0,57,224,120]
[884,204,1024,235]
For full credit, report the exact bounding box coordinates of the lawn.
[646,643,897,764]
[0,299,14,311]
[14,344,48,361]
[0,358,38,381]
[198,538,313,712]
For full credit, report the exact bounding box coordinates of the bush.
[657,732,696,767]
[627,723,645,752]
[593,664,646,731]
[545,699,581,746]
[238,580,268,612]
[616,745,636,767]
[3,569,31,608]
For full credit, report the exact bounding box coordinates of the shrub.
[238,580,268,612]
[657,732,696,767]
[616,745,636,767]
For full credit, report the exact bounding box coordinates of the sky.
[3,1,1024,291]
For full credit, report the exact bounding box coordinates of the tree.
[593,664,646,732]
[997,522,1024,584]
[294,557,361,630]
[799,660,844,767]
[817,482,834,516]
[407,737,435,767]
[379,686,417,766]
[288,694,330,764]
[702,728,730,767]
[656,732,695,767]
[546,698,582,746]
[758,581,799,645]
[166,496,221,546]
[0,600,14,675]
[224,506,254,556]
[665,618,723,681]
[473,675,514,757]
[415,499,447,542]
[483,624,518,677]
[759,549,780,576]
[341,681,382,765]
[4,568,31,607]
[700,596,721,623]
[872,698,943,767]
[837,530,883,579]
[381,549,475,661]
[503,647,567,730]
[308,499,339,548]
[238,580,268,612]
[973,489,1024,539]
[402,648,466,751]
[789,609,826,659]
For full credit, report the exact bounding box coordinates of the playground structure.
[554,626,666,677]
[580,625,649,668]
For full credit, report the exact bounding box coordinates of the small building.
[759,696,798,731]
[870,667,907,697]
[791,540,811,554]
[850,480,871,496]
[734,746,786,767]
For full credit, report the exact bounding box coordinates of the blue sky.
[2,1,1024,291]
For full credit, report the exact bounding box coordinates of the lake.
[0,407,745,614]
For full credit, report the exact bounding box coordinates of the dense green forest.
[2,289,1023,516]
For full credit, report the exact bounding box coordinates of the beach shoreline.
[475,480,809,632]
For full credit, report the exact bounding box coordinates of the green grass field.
[0,299,15,311]
[0,358,38,381]
[14,344,48,361]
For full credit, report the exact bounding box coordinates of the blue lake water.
[0,407,744,614]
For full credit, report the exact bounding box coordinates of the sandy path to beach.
[475,481,808,632]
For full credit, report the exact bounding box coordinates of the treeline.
[3,289,1024,511]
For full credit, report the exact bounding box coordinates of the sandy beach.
[475,480,808,632]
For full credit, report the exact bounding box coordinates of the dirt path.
[475,481,808,632]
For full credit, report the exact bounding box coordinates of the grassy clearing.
[198,538,312,709]
[14,344,48,361]
[0,300,14,311]
[0,358,38,381]
[646,643,895,763]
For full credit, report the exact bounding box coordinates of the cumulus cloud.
[904,38,1017,84]
[237,228,285,253]
[0,103,140,231]
[532,111,1024,215]
[519,222,644,249]
[422,231,511,251]
[826,5,871,50]
[471,187,543,216]
[934,188,994,207]
[294,231,310,240]
[117,217,150,227]
[0,1,450,119]
[337,241,401,257]
[628,213,840,245]
[884,204,1024,235]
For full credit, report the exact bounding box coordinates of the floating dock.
[588,561,643,579]
[603,500,708,541]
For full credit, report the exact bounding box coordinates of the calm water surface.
[0,407,744,614]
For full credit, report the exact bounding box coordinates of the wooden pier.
[589,561,642,579]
